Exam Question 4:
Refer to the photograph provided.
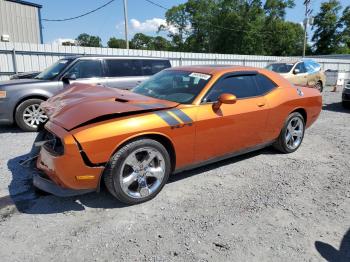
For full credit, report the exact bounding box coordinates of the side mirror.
[293,68,300,75]
[62,73,77,84]
[213,93,237,111]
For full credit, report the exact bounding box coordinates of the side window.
[204,75,258,102]
[106,59,142,77]
[305,61,321,73]
[304,60,313,73]
[142,60,171,75]
[295,62,307,73]
[255,74,277,95]
[65,60,103,79]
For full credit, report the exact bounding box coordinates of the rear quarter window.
[105,59,142,77]
[255,74,277,95]
[141,60,171,76]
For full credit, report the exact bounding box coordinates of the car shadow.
[4,137,278,215]
[315,228,350,262]
[0,125,24,134]
[322,102,350,113]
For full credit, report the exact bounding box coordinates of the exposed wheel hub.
[120,147,165,199]
[285,117,304,150]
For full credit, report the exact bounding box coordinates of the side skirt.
[173,140,275,174]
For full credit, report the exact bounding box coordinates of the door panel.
[63,59,107,86]
[69,77,109,86]
[292,62,308,86]
[292,73,308,86]
[194,97,269,163]
[107,76,148,90]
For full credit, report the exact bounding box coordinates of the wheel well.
[292,108,307,124]
[97,134,177,192]
[114,134,176,172]
[13,95,48,119]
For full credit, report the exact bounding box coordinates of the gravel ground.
[0,86,349,262]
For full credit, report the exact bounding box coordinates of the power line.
[144,0,168,10]
[42,0,115,22]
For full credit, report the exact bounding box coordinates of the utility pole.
[123,0,129,49]
[303,0,312,57]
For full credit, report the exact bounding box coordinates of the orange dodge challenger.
[34,65,322,204]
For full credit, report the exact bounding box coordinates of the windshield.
[266,63,294,73]
[35,59,72,80]
[132,70,212,104]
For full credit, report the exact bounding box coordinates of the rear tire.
[104,139,171,205]
[273,112,305,153]
[15,99,47,132]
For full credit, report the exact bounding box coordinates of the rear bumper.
[33,172,94,197]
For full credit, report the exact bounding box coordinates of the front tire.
[15,99,48,132]
[104,139,171,205]
[274,112,305,153]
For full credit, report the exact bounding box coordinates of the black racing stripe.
[169,108,193,124]
[136,103,168,109]
[154,111,180,126]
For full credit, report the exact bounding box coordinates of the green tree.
[130,33,153,49]
[152,36,171,50]
[264,0,295,19]
[76,33,102,47]
[130,33,171,50]
[159,4,191,51]
[339,6,350,53]
[107,37,127,48]
[62,41,75,46]
[312,0,343,55]
[160,0,301,56]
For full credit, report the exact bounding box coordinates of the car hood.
[0,78,48,88]
[41,83,179,130]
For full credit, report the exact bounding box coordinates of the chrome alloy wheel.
[285,117,304,150]
[23,104,48,128]
[120,147,166,199]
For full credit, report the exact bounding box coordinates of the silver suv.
[0,56,171,131]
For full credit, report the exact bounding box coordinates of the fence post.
[179,57,182,66]
[12,48,18,74]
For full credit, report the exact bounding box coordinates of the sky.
[33,0,350,45]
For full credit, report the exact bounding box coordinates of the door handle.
[257,102,265,107]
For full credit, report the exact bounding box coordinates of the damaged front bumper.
[31,121,105,197]
[33,172,95,197]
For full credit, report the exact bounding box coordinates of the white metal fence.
[1,42,350,81]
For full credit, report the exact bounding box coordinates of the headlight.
[43,130,64,155]
[0,91,6,98]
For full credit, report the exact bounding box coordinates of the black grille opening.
[43,131,64,155]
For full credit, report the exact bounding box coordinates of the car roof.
[168,65,259,75]
[62,55,170,61]
[269,58,318,65]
